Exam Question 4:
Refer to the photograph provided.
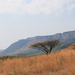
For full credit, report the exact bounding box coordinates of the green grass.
[16,51,43,57]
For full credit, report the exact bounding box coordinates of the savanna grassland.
[0,44,75,75]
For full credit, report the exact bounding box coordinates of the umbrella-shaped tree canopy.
[30,39,61,54]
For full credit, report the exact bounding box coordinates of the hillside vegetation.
[52,41,75,52]
[0,44,75,75]
[12,41,75,57]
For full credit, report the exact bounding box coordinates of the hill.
[1,30,75,55]
[0,44,75,75]
[52,41,75,52]
[12,41,75,57]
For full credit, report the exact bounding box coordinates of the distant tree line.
[0,56,16,60]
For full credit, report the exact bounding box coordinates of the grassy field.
[0,44,75,75]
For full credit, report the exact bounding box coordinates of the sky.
[0,0,75,49]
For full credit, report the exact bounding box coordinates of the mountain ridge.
[1,30,75,55]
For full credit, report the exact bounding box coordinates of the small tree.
[30,39,61,54]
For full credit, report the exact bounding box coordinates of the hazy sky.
[0,0,75,49]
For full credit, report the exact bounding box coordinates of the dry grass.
[0,44,75,75]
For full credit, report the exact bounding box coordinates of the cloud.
[67,4,75,10]
[0,0,75,15]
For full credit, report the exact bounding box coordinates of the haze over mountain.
[0,30,75,56]
[0,50,4,52]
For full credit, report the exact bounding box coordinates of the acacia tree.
[30,39,61,54]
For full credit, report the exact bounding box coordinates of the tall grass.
[0,48,75,75]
